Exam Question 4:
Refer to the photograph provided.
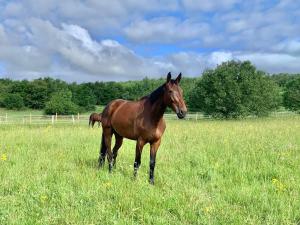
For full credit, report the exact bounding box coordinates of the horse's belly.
[111,104,139,140]
[112,121,137,140]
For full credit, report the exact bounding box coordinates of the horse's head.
[164,72,187,119]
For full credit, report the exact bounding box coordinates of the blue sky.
[0,0,300,82]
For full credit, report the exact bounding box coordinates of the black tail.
[100,133,106,155]
[98,133,106,167]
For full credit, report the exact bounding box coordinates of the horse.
[98,72,187,184]
[89,113,102,128]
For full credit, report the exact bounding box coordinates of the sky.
[0,0,300,82]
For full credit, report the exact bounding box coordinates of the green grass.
[0,117,300,224]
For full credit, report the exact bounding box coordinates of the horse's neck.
[147,97,167,123]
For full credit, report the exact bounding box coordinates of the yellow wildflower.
[203,205,213,214]
[272,178,286,191]
[1,154,7,161]
[40,195,48,203]
[104,182,112,187]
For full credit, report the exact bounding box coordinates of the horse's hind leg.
[92,121,95,128]
[112,133,123,168]
[103,127,113,172]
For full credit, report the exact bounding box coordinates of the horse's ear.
[166,72,171,83]
[175,73,182,84]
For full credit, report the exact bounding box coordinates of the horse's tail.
[99,132,107,166]
[89,115,92,127]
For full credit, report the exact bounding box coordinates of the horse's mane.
[140,84,166,104]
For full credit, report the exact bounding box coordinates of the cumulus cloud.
[182,0,240,12]
[124,17,210,44]
[0,19,194,81]
[0,0,300,81]
[236,52,300,73]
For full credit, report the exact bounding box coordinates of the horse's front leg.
[134,139,145,177]
[149,139,161,185]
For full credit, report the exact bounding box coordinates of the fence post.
[55,113,58,122]
[72,115,75,124]
[77,113,80,122]
[52,115,54,124]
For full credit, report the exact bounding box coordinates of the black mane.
[140,84,165,104]
[140,79,177,104]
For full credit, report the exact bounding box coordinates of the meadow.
[0,116,300,225]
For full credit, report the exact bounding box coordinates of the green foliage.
[283,76,300,112]
[70,84,96,111]
[1,67,298,114]
[2,93,24,110]
[271,73,300,87]
[189,61,281,117]
[44,90,79,115]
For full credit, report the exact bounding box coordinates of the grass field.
[0,106,105,116]
[0,116,300,224]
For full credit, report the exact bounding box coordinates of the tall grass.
[0,117,299,224]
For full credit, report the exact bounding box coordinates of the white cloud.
[182,0,240,11]
[0,0,300,81]
[236,52,300,73]
[274,40,300,55]
[124,17,210,44]
[209,52,233,66]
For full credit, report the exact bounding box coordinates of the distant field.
[0,117,300,224]
[0,106,104,116]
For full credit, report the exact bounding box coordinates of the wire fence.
[0,111,298,126]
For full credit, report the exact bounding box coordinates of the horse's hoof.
[108,164,113,173]
[149,179,154,185]
[98,159,105,168]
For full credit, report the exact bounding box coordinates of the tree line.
[0,61,299,117]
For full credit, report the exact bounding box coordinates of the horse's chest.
[138,123,165,142]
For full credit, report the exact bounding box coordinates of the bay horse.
[99,72,187,184]
[89,113,102,128]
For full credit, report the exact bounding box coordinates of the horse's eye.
[169,90,173,94]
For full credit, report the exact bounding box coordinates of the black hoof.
[98,160,105,168]
[149,179,154,185]
[108,163,113,173]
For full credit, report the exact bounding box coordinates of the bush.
[3,94,24,110]
[283,77,300,112]
[45,90,79,115]
[189,61,281,118]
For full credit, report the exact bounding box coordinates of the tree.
[71,84,96,111]
[283,77,300,112]
[3,94,24,110]
[189,61,281,118]
[44,90,79,115]
[270,73,300,87]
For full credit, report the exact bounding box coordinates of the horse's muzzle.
[176,109,186,119]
